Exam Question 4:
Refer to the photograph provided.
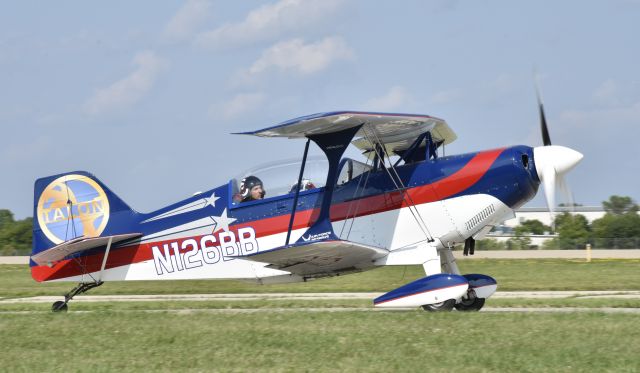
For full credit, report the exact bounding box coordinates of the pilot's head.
[240,176,265,202]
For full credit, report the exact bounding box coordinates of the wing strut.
[97,236,114,282]
[294,124,363,243]
[285,138,311,245]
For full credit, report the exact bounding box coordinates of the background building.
[487,206,606,247]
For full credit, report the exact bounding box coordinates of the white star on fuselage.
[205,192,220,208]
[140,191,222,224]
[211,208,236,233]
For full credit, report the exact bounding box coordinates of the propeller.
[532,83,583,226]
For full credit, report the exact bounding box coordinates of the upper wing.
[30,233,142,266]
[236,239,388,277]
[235,111,456,154]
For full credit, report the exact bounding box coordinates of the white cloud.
[194,0,345,48]
[2,136,54,163]
[214,92,265,119]
[246,37,354,77]
[85,51,169,115]
[592,79,620,107]
[362,86,413,111]
[560,100,640,131]
[429,88,462,105]
[164,0,212,42]
[490,73,516,95]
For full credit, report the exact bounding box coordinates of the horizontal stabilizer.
[237,240,388,277]
[31,233,142,266]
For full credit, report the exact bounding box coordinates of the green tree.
[602,195,638,215]
[558,203,583,207]
[504,220,545,250]
[506,235,532,250]
[592,196,640,248]
[0,209,33,256]
[0,209,15,228]
[475,238,506,250]
[547,212,591,249]
[516,219,551,235]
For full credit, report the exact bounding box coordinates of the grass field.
[2,311,640,372]
[2,259,640,372]
[3,259,640,298]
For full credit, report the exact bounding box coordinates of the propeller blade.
[557,176,576,212]
[536,86,552,146]
[531,76,583,225]
[541,165,556,218]
[533,145,584,223]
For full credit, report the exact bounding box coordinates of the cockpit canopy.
[230,157,372,204]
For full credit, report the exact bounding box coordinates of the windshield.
[231,156,328,203]
[337,158,372,186]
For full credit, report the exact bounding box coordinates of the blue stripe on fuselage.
[134,145,540,236]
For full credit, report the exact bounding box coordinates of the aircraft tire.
[454,297,485,312]
[52,301,68,313]
[421,299,456,312]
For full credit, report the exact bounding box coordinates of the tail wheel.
[454,297,485,312]
[52,301,68,313]
[421,299,456,312]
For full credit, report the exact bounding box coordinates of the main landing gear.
[422,299,457,312]
[51,281,103,313]
[418,243,491,312]
[454,289,485,312]
[373,244,496,312]
[420,293,486,312]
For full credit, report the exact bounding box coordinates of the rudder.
[32,171,138,258]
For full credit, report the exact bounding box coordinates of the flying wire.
[339,153,374,239]
[63,177,78,242]
[364,124,434,242]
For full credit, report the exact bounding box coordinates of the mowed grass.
[3,297,640,313]
[2,310,640,372]
[2,260,640,372]
[2,259,640,298]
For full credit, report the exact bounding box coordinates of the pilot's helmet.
[240,176,265,201]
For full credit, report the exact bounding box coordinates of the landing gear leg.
[439,242,461,275]
[52,237,113,313]
[51,281,103,313]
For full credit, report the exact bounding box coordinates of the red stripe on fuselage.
[31,148,505,282]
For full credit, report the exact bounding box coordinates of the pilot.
[239,176,265,202]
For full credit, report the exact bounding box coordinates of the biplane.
[31,103,582,312]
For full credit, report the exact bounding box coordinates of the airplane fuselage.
[31,145,540,283]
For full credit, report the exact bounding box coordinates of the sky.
[1,0,639,219]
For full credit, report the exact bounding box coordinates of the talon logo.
[37,175,110,244]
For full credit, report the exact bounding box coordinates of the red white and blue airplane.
[30,101,582,312]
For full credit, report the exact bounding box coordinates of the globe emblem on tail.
[37,175,110,244]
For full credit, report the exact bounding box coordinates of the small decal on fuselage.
[301,231,332,242]
[151,227,258,275]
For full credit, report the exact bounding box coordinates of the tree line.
[479,195,640,250]
[0,210,32,255]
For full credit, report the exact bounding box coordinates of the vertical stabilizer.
[32,171,138,258]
